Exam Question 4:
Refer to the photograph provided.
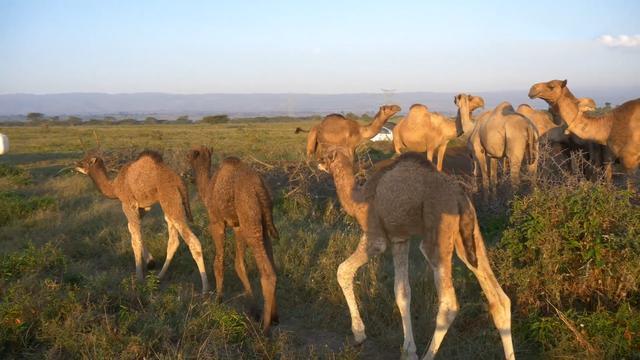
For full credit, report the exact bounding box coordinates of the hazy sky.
[1,0,639,94]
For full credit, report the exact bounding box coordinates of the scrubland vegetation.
[0,122,638,359]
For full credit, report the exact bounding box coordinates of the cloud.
[597,34,640,48]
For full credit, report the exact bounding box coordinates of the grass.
[1,122,638,359]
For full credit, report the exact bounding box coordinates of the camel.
[305,104,401,160]
[515,104,567,143]
[318,148,514,359]
[187,146,279,334]
[455,94,539,199]
[75,150,210,293]
[392,98,483,171]
[518,100,608,177]
[529,79,640,188]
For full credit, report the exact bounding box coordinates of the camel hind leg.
[391,240,417,359]
[454,222,514,360]
[232,226,253,298]
[419,220,458,360]
[158,216,180,279]
[243,227,277,334]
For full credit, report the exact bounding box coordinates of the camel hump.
[137,150,163,163]
[325,113,346,120]
[516,104,532,112]
[409,103,428,111]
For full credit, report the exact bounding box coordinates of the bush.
[200,114,229,124]
[493,182,640,357]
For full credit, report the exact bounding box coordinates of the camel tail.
[178,182,193,222]
[457,194,479,268]
[527,126,539,166]
[257,178,279,240]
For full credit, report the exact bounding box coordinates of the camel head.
[578,97,596,112]
[75,154,105,175]
[187,146,213,172]
[317,146,353,173]
[377,104,402,119]
[528,79,567,104]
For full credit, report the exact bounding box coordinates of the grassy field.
[1,122,638,359]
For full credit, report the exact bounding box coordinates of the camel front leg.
[436,143,448,172]
[391,241,417,360]
[123,205,145,282]
[337,234,385,344]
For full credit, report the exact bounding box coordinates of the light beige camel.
[76,151,210,294]
[187,146,279,334]
[518,100,607,177]
[530,79,640,189]
[392,99,482,171]
[318,148,514,360]
[516,104,567,143]
[455,95,539,199]
[305,105,401,160]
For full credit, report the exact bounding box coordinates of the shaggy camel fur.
[456,94,539,199]
[392,98,482,171]
[187,146,279,334]
[319,148,514,360]
[305,104,401,160]
[530,79,640,188]
[76,151,209,293]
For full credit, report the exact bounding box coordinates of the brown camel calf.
[187,146,279,334]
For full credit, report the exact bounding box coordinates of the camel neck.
[193,164,212,205]
[457,106,475,134]
[88,166,117,199]
[360,110,390,139]
[330,159,368,223]
[555,89,611,144]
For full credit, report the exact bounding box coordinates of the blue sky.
[0,0,639,94]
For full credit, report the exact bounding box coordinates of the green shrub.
[0,164,30,186]
[494,182,640,357]
[0,191,56,226]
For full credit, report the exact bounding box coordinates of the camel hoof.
[249,306,262,322]
[146,259,156,270]
[271,313,280,326]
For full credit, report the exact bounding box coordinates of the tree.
[144,116,159,124]
[27,112,45,122]
[66,116,83,126]
[175,115,191,124]
[200,114,229,124]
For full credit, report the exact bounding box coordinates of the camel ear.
[561,79,567,88]
[90,157,97,165]
[454,95,459,105]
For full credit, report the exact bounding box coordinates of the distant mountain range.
[0,87,638,119]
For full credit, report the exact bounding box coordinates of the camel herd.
[75,79,639,360]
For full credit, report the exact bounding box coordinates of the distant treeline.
[0,112,375,126]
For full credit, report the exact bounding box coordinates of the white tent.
[0,133,9,155]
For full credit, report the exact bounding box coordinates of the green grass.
[0,122,638,359]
